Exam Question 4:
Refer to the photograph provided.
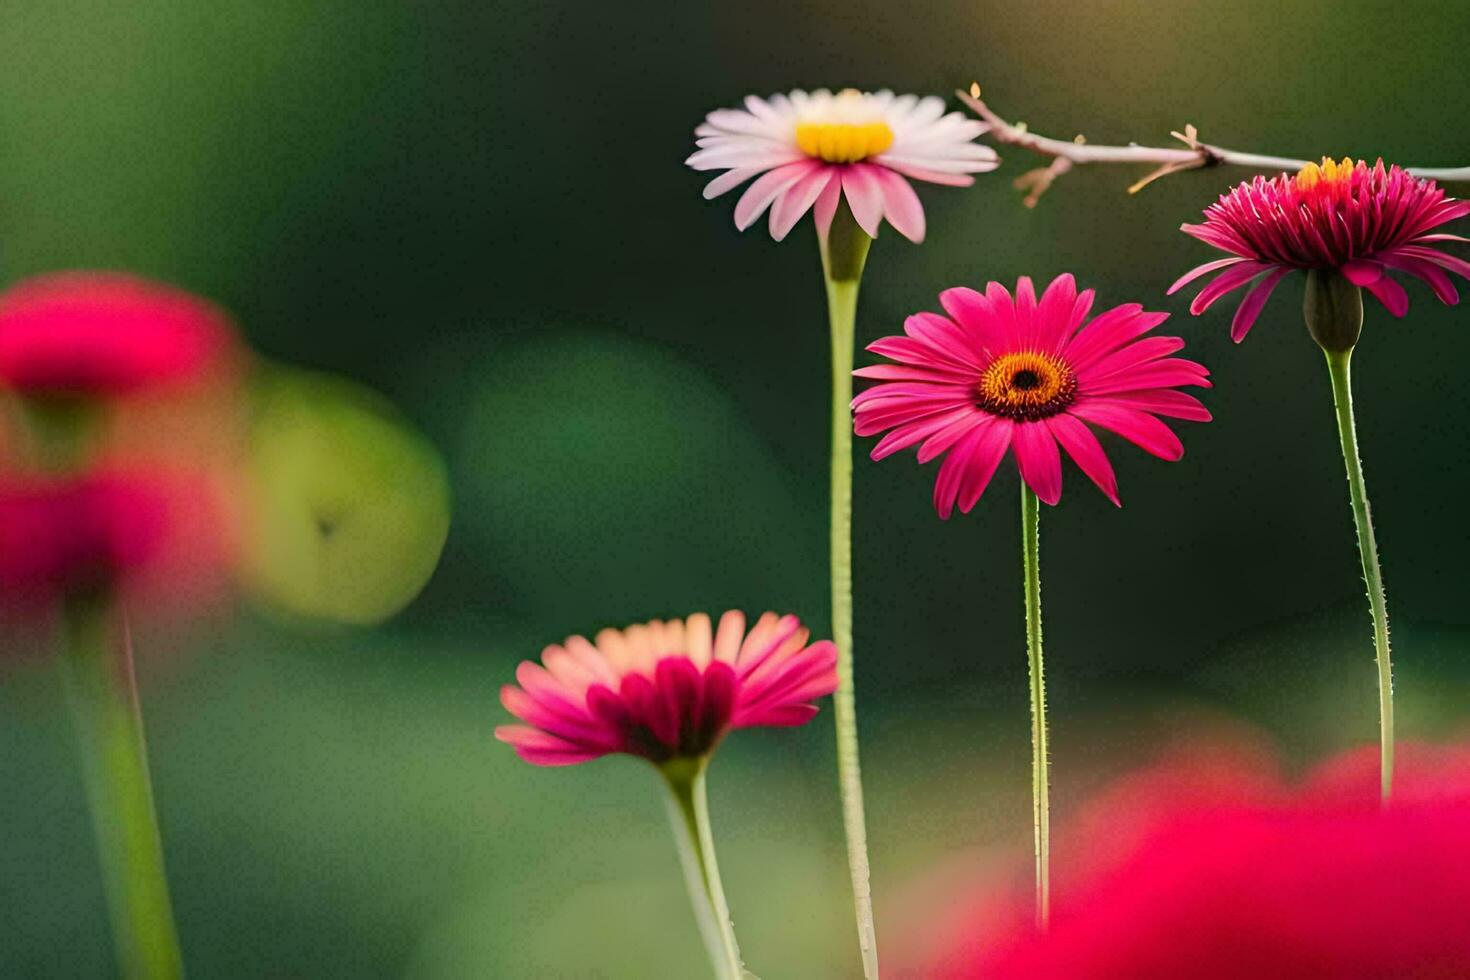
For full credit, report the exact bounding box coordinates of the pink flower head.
[854,274,1211,515]
[0,468,235,608]
[0,271,238,396]
[919,742,1470,979]
[687,88,998,243]
[496,611,838,767]
[1170,158,1470,341]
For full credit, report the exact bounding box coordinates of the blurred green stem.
[660,758,745,980]
[58,594,184,980]
[1021,485,1050,929]
[1324,348,1394,802]
[819,202,879,979]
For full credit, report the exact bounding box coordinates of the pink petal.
[938,287,1009,355]
[1047,413,1119,506]
[769,169,834,241]
[1011,421,1063,506]
[918,411,990,464]
[1363,275,1409,317]
[1106,389,1212,422]
[879,160,977,187]
[1167,257,1251,295]
[1230,267,1291,343]
[1063,306,1167,372]
[702,167,763,200]
[733,161,818,231]
[1036,274,1078,352]
[842,164,886,238]
[954,417,1014,513]
[868,407,974,461]
[813,175,843,241]
[1189,262,1272,315]
[494,725,602,767]
[1070,401,1184,461]
[1084,359,1212,396]
[872,167,926,242]
[1341,260,1383,286]
[1377,251,1458,305]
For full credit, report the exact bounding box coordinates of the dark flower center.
[976,351,1078,421]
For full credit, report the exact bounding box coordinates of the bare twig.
[958,84,1470,205]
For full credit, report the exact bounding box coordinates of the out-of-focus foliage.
[242,363,450,625]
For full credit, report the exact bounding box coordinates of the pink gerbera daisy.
[854,274,1211,516]
[497,611,836,978]
[686,88,997,242]
[496,610,837,766]
[1170,158,1470,341]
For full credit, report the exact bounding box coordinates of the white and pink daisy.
[687,88,998,243]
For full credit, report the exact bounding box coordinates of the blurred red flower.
[0,271,238,396]
[908,742,1470,979]
[0,468,235,612]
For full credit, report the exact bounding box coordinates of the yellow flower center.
[1295,157,1357,193]
[795,121,894,164]
[976,351,1078,421]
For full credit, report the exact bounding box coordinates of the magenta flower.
[496,611,837,766]
[912,743,1470,979]
[687,88,997,242]
[0,468,234,612]
[1170,158,1470,341]
[0,271,237,396]
[854,274,1211,515]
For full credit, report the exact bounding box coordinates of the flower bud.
[1303,268,1364,352]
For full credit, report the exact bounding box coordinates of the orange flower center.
[976,351,1077,420]
[795,122,894,164]
[1295,157,1357,194]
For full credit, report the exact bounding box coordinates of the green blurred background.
[3,1,1470,976]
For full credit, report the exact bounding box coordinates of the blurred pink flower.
[0,468,235,608]
[496,611,838,766]
[910,742,1470,980]
[1170,158,1470,341]
[687,88,997,242]
[0,271,238,395]
[853,274,1211,514]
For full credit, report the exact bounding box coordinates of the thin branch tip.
[955,86,1470,200]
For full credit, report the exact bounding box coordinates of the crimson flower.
[0,272,237,396]
[912,742,1470,979]
[1170,158,1470,341]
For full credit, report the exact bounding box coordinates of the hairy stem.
[1324,348,1394,802]
[818,201,880,979]
[1021,485,1050,929]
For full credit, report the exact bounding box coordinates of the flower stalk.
[1020,485,1050,929]
[1304,273,1394,803]
[661,757,746,980]
[818,200,881,979]
[1321,347,1395,803]
[58,593,183,980]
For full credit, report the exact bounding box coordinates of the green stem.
[1323,348,1394,802]
[58,594,184,980]
[818,203,879,979]
[1020,486,1050,929]
[660,758,745,980]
